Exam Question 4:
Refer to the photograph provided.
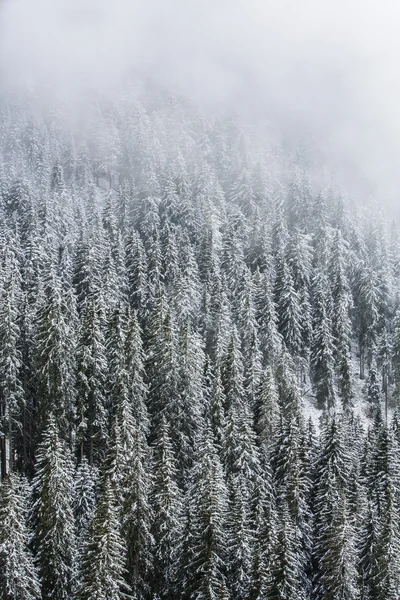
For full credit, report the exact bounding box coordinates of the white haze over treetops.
[1,0,400,213]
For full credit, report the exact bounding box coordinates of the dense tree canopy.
[0,87,400,599]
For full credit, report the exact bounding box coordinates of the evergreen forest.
[0,88,400,599]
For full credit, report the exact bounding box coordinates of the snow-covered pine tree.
[32,415,77,600]
[268,501,307,600]
[254,268,282,366]
[151,415,183,600]
[125,228,148,319]
[0,239,23,476]
[79,474,131,600]
[311,272,336,411]
[314,492,359,600]
[329,229,353,407]
[34,268,77,440]
[74,457,98,556]
[363,426,400,600]
[355,265,380,379]
[121,418,154,599]
[313,415,354,600]
[0,473,41,600]
[177,320,205,477]
[76,291,108,464]
[274,252,303,360]
[254,367,279,453]
[184,426,229,600]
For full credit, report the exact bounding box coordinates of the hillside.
[0,87,400,599]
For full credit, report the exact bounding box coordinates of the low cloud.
[1,0,400,210]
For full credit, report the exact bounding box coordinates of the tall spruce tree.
[0,246,23,476]
[79,474,131,600]
[185,427,229,600]
[314,416,354,600]
[0,474,41,600]
[268,501,307,600]
[274,253,303,359]
[311,273,336,410]
[32,415,77,600]
[151,415,183,600]
[76,291,108,464]
[34,270,77,439]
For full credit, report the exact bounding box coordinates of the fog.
[1,0,400,212]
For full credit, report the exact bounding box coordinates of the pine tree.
[268,502,307,600]
[221,220,246,310]
[311,192,331,272]
[106,311,154,598]
[221,328,245,415]
[73,233,104,313]
[274,348,302,421]
[311,273,336,410]
[392,309,400,403]
[34,270,77,438]
[203,260,233,364]
[254,367,279,453]
[104,323,154,599]
[74,457,98,555]
[359,500,379,600]
[226,471,255,600]
[151,416,183,600]
[175,231,201,326]
[146,301,181,449]
[125,229,148,318]
[185,427,229,600]
[0,243,23,476]
[254,268,282,365]
[0,474,41,600]
[286,227,313,360]
[272,405,312,596]
[106,303,128,399]
[285,169,312,232]
[229,162,257,218]
[238,269,263,409]
[79,474,131,600]
[210,365,227,453]
[356,265,380,379]
[363,427,400,599]
[177,320,205,475]
[76,292,108,464]
[145,230,163,311]
[330,229,353,407]
[366,361,381,415]
[122,421,154,599]
[314,493,359,600]
[314,416,354,600]
[124,309,149,432]
[222,370,261,600]
[251,461,276,600]
[32,415,77,600]
[274,253,303,359]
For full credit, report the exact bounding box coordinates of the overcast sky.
[1,0,400,212]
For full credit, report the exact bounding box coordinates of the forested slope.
[0,89,400,599]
